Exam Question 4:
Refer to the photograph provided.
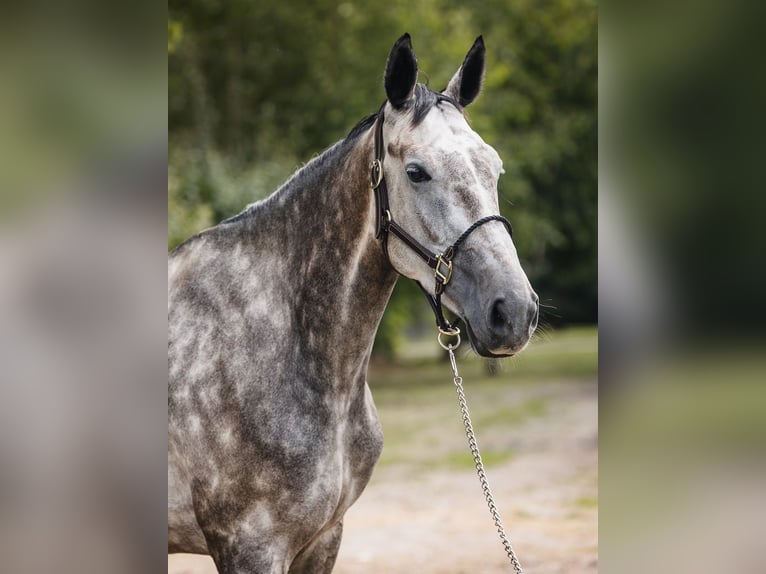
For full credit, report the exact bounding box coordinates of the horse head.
[376,34,539,357]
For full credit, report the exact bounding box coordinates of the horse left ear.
[444,36,486,107]
[385,33,419,108]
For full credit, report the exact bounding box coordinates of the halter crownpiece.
[370,105,513,336]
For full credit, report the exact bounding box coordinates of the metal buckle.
[370,159,383,189]
[434,254,453,285]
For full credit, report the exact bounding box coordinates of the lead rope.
[438,330,525,574]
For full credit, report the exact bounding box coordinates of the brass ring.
[438,329,461,350]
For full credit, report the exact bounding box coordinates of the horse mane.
[346,113,377,140]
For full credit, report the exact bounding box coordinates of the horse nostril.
[490,299,510,333]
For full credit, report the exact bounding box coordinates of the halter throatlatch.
[370,106,513,337]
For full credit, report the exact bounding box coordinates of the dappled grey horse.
[168,34,538,573]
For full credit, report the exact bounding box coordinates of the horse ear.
[443,36,486,107]
[385,33,418,108]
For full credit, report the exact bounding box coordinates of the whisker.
[532,322,554,342]
[540,308,563,320]
[500,195,515,208]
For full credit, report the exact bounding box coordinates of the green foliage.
[372,279,431,359]
[473,0,598,324]
[167,142,299,250]
[168,0,597,353]
[168,19,183,54]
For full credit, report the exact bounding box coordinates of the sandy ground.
[169,379,597,573]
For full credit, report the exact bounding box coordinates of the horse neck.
[271,129,398,378]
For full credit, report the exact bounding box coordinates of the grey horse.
[168,34,538,573]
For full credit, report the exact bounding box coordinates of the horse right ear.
[385,33,418,108]
[443,36,486,107]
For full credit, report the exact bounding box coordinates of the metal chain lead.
[443,338,525,574]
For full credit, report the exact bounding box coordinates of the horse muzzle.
[464,291,539,357]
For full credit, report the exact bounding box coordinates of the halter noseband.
[370,106,513,336]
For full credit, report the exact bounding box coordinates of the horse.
[168,33,539,573]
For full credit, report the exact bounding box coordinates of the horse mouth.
[462,319,517,358]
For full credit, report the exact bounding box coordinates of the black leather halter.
[370,106,513,336]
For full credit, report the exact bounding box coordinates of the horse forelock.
[408,84,460,124]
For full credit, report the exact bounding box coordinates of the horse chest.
[236,380,384,544]
[286,380,384,519]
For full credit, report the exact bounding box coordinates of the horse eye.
[406,164,431,183]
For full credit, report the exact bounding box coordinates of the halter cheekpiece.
[370,105,513,336]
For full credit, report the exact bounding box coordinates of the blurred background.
[599,2,766,573]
